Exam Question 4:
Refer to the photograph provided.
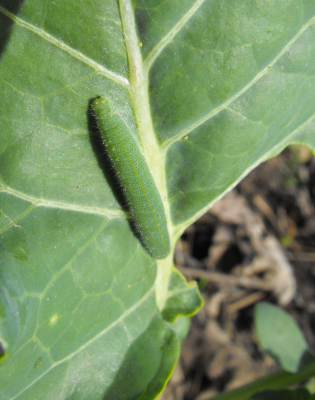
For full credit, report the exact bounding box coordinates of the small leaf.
[255,302,308,373]
[162,267,203,322]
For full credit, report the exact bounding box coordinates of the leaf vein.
[163,13,315,149]
[0,186,126,218]
[9,287,155,400]
[0,5,129,88]
[173,108,315,237]
[144,0,208,72]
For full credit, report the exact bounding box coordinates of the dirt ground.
[159,146,315,400]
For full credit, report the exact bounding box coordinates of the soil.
[159,145,315,400]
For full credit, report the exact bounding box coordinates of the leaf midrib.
[2,2,313,157]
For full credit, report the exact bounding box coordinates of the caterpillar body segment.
[92,97,170,259]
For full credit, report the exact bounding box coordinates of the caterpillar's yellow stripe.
[92,97,170,259]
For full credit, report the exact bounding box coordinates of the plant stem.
[205,361,315,400]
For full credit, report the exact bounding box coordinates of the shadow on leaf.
[0,1,26,59]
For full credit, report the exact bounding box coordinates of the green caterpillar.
[92,97,170,259]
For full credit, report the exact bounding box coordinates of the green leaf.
[166,315,191,342]
[250,388,314,400]
[255,302,308,373]
[162,267,203,322]
[1,1,315,399]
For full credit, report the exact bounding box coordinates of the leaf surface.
[250,388,314,400]
[255,302,309,373]
[0,1,315,399]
